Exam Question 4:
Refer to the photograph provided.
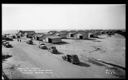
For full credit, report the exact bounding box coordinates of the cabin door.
[79,36,83,39]
[48,38,52,43]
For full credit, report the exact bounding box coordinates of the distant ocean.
[2,29,125,34]
[2,30,18,34]
[2,30,54,34]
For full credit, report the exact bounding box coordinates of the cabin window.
[70,34,74,37]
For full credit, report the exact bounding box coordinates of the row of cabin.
[16,29,123,44]
[17,30,62,44]
[43,36,62,43]
[16,30,99,44]
[52,31,95,39]
[17,30,35,38]
[46,30,102,40]
[2,34,17,39]
[66,31,95,39]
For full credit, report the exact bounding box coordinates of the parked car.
[3,37,13,41]
[3,42,12,48]
[2,40,7,45]
[26,40,33,45]
[2,40,9,45]
[2,54,12,62]
[39,43,47,49]
[62,54,80,64]
[48,46,58,54]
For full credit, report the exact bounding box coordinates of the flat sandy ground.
[2,34,125,79]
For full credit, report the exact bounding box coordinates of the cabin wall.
[74,34,83,39]
[45,37,62,43]
[59,34,67,39]
[52,38,62,43]
[67,33,75,39]
[87,33,93,38]
[74,33,90,39]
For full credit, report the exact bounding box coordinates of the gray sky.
[2,4,125,31]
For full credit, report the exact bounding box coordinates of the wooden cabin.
[55,31,69,39]
[74,32,92,39]
[17,30,35,38]
[67,31,77,39]
[43,36,62,43]
[34,33,45,40]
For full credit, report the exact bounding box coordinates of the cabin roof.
[47,36,61,39]
[38,34,60,39]
[68,31,77,34]
[19,31,35,34]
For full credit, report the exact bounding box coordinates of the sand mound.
[111,34,125,39]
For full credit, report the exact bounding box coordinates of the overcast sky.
[2,4,125,31]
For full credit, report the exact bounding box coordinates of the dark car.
[39,43,47,49]
[26,40,33,44]
[48,46,58,54]
[62,54,80,64]
[4,37,13,41]
[3,42,12,48]
[2,40,9,45]
[2,40,7,45]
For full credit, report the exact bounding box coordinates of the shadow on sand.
[27,43,36,45]
[87,59,105,66]
[85,38,96,40]
[93,40,101,42]
[96,37,105,39]
[77,62,91,67]
[2,55,12,62]
[97,60,126,70]
[32,43,36,45]
[54,41,69,45]
[4,45,13,48]
[55,51,64,55]
[85,38,101,42]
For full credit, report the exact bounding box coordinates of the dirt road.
[2,36,125,79]
[9,40,105,78]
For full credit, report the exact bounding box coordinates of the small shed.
[74,32,92,39]
[75,33,84,39]
[44,36,62,43]
[67,31,77,39]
